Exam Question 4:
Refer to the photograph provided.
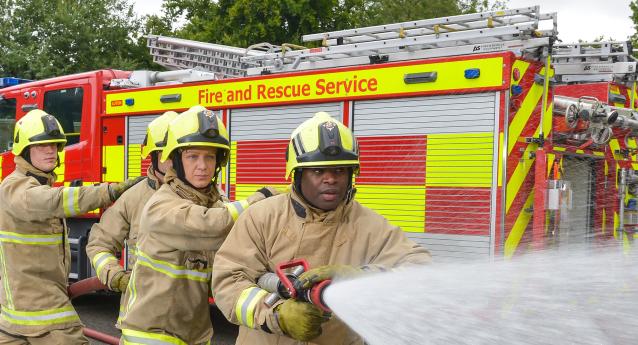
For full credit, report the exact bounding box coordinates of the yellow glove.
[246,186,281,205]
[275,299,329,341]
[110,271,131,293]
[108,176,145,201]
[298,264,364,289]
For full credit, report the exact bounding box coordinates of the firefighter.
[86,110,178,321]
[211,111,432,345]
[119,105,278,345]
[0,109,141,344]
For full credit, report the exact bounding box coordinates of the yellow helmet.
[12,109,66,156]
[141,111,179,158]
[162,105,230,163]
[285,111,359,180]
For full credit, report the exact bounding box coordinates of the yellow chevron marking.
[505,193,533,258]
[610,85,625,107]
[510,60,530,88]
[508,66,555,156]
[506,125,540,213]
[547,153,555,177]
[543,102,554,138]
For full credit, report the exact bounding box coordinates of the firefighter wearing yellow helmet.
[119,105,278,345]
[0,109,141,344]
[212,111,431,344]
[86,111,178,324]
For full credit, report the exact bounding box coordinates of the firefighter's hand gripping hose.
[109,271,131,293]
[108,176,146,201]
[298,264,364,289]
[275,299,330,341]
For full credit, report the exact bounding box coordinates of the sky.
[132,0,635,43]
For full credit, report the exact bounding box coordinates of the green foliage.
[631,0,638,57]
[0,0,147,79]
[166,0,508,48]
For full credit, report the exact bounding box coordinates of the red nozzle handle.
[276,259,309,299]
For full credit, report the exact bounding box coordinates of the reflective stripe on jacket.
[86,167,160,317]
[120,168,236,344]
[212,192,432,345]
[0,156,112,336]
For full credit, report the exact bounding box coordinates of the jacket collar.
[146,166,162,190]
[164,167,219,207]
[14,155,56,186]
[290,190,350,223]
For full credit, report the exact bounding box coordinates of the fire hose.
[258,259,332,312]
[68,277,121,345]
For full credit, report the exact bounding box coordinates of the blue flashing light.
[511,85,523,96]
[0,77,31,88]
[125,98,135,106]
[464,68,481,79]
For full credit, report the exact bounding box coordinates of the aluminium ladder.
[551,41,637,84]
[241,6,558,75]
[147,35,267,79]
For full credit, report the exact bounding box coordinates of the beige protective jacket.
[86,167,161,304]
[212,192,432,345]
[119,168,254,345]
[0,156,112,336]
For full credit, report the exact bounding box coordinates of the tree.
[0,0,147,79]
[165,0,507,48]
[631,0,638,57]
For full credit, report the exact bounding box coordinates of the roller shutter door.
[126,115,159,178]
[353,93,498,261]
[229,103,341,199]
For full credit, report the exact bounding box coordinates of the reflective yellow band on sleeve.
[0,244,14,309]
[225,199,250,221]
[121,329,194,345]
[124,268,138,321]
[62,187,81,217]
[1,306,79,326]
[0,230,63,245]
[92,251,119,278]
[136,250,211,282]
[235,286,268,329]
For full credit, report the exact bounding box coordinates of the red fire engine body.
[0,7,634,281]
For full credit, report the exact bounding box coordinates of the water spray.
[323,247,638,345]
[257,259,332,312]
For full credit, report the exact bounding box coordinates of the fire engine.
[0,6,634,281]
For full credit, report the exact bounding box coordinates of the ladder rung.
[245,37,551,76]
[319,14,550,47]
[303,6,542,42]
[243,23,540,64]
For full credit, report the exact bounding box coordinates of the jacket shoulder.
[239,193,290,223]
[0,170,37,190]
[119,177,155,202]
[349,200,388,222]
